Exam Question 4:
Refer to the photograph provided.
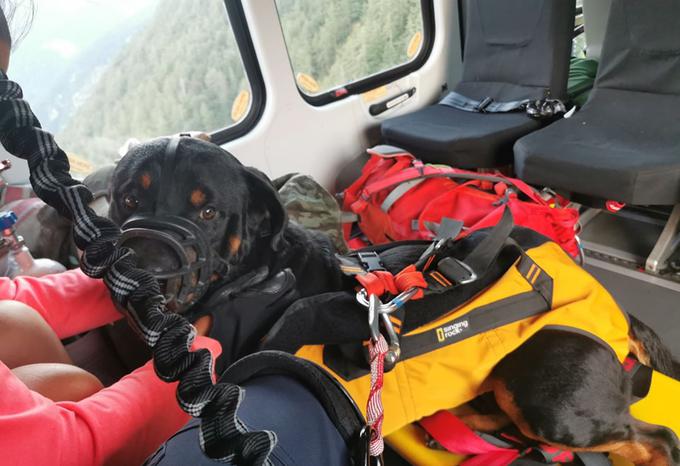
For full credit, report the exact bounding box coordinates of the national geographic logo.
[436,320,470,343]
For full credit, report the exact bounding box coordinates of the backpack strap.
[222,351,374,466]
[419,410,612,466]
[360,163,549,208]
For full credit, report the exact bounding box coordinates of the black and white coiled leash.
[0,72,276,465]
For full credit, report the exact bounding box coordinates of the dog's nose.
[122,237,182,275]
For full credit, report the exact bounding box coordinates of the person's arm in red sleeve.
[0,335,221,466]
[0,268,122,339]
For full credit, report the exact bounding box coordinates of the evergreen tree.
[57,0,424,169]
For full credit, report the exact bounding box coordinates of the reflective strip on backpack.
[381,178,426,212]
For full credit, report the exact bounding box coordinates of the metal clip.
[356,287,419,315]
[367,294,381,342]
[354,425,384,466]
[381,312,401,371]
[357,287,419,370]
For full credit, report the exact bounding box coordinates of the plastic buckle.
[477,96,493,113]
[357,252,385,272]
[437,257,477,285]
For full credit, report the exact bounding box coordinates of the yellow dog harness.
[297,240,632,435]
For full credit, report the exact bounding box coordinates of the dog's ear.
[243,167,287,251]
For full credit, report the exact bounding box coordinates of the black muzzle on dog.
[119,215,226,313]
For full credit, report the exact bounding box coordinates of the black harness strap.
[516,254,553,307]
[392,253,553,363]
[399,291,549,361]
[628,358,654,400]
[323,227,555,381]
[458,207,515,278]
[340,207,515,290]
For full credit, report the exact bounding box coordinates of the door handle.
[369,88,416,116]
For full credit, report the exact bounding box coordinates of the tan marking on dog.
[491,378,535,438]
[459,413,512,433]
[140,172,152,190]
[190,189,206,207]
[629,336,652,366]
[229,235,241,255]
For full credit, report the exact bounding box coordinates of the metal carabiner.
[367,293,382,342]
[357,285,421,370]
[381,312,401,371]
[356,287,419,315]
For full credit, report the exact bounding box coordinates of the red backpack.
[341,146,580,258]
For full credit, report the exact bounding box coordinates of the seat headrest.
[455,0,576,103]
[595,0,680,95]
[477,0,544,47]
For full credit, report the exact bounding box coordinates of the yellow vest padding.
[630,369,680,439]
[386,424,466,466]
[296,242,632,435]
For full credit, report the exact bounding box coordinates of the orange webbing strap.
[356,265,428,300]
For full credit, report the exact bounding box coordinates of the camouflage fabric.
[274,173,348,253]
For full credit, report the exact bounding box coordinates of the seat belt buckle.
[477,96,494,113]
[437,257,477,285]
[357,252,386,272]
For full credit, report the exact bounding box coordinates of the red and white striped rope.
[367,334,389,457]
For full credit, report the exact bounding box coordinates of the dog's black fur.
[492,320,680,465]
[110,137,680,465]
[109,137,345,300]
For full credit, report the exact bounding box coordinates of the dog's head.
[109,136,287,312]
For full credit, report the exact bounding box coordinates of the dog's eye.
[200,206,217,221]
[123,195,139,211]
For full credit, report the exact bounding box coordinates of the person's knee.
[12,363,104,401]
[0,299,44,326]
[0,300,72,368]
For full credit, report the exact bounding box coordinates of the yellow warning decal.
[407,31,423,59]
[231,89,251,122]
[361,85,388,103]
[296,72,321,94]
[66,153,94,176]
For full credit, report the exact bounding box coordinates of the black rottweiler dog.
[109,136,347,363]
[110,137,344,297]
[110,137,680,465]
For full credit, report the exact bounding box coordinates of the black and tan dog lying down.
[110,136,680,465]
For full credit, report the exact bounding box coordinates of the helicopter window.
[573,0,586,57]
[275,0,431,101]
[10,0,260,177]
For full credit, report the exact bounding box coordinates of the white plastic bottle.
[0,211,66,278]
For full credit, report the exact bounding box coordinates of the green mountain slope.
[57,0,423,168]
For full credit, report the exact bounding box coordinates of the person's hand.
[194,314,213,336]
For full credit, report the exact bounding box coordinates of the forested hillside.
[277,0,421,90]
[57,0,423,169]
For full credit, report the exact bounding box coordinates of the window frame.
[276,0,436,107]
[211,0,267,145]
